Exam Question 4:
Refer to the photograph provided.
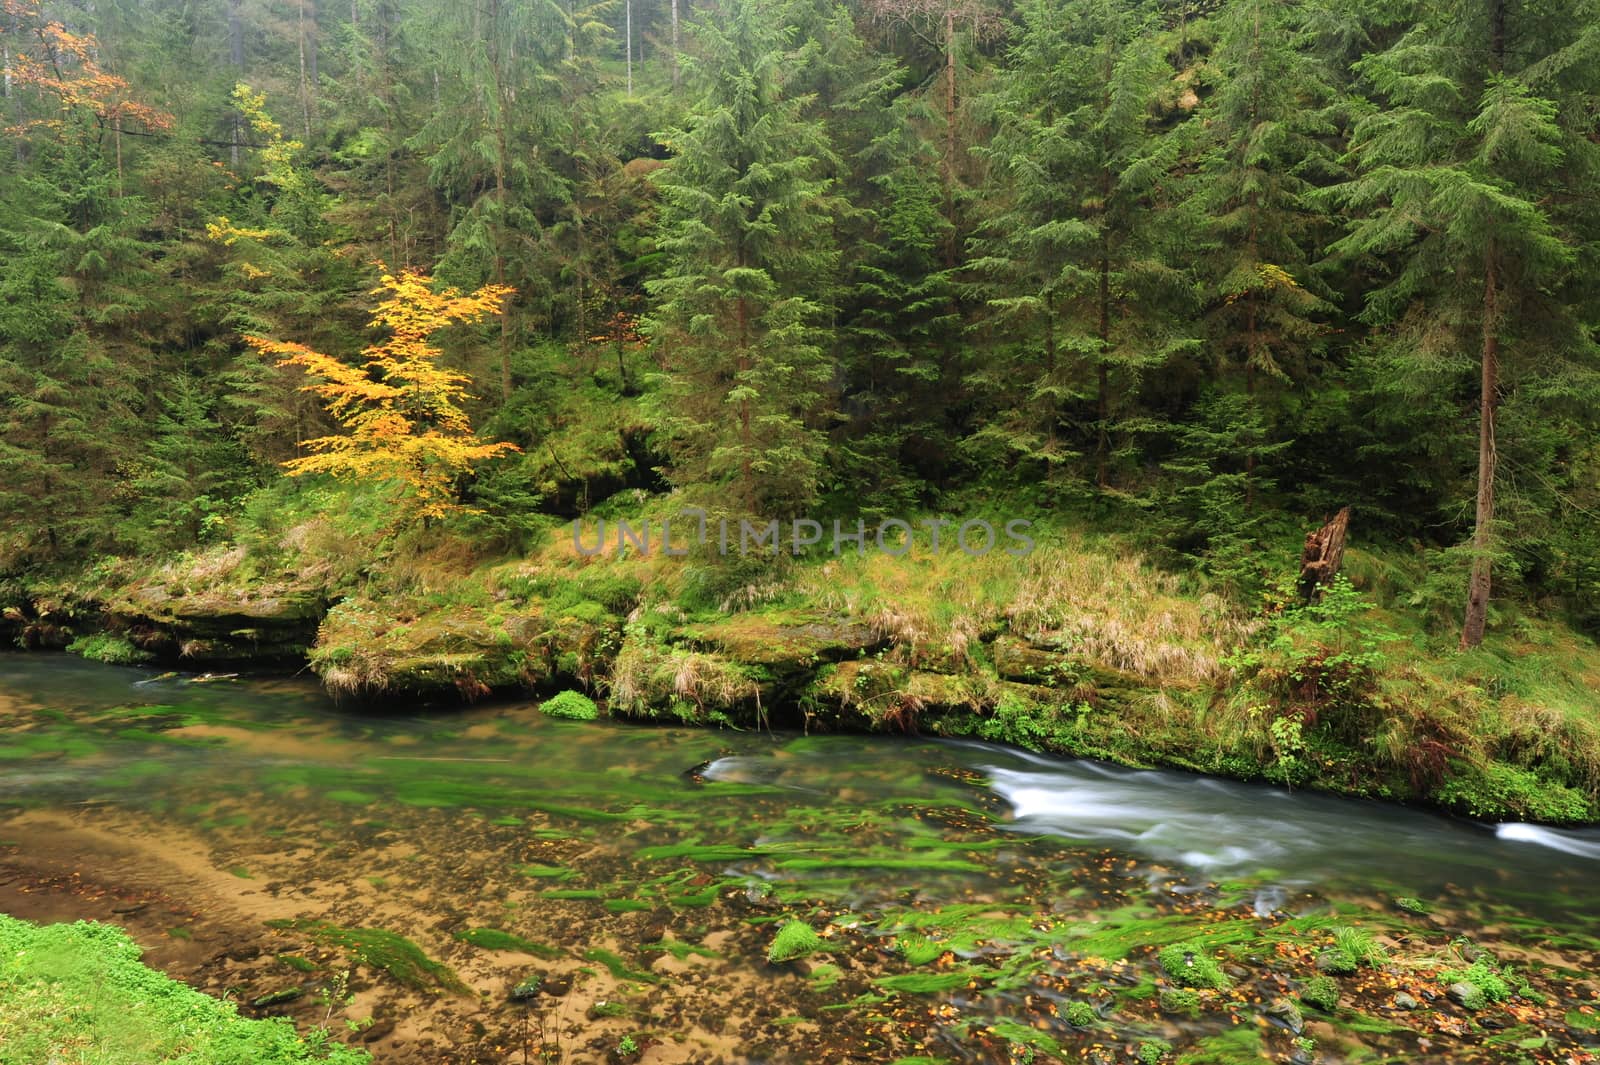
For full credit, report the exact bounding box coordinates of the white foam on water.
[1494,822,1600,859]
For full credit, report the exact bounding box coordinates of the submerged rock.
[1448,982,1487,1011]
[1264,997,1304,1034]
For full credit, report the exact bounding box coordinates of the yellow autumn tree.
[245,268,518,521]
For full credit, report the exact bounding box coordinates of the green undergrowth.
[0,914,368,1064]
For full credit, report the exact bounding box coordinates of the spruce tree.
[1332,0,1598,647]
[972,0,1194,487]
[643,0,839,516]
[1194,0,1337,507]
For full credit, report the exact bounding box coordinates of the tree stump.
[1299,507,1350,600]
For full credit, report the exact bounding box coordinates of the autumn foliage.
[244,269,518,522]
[1,0,172,137]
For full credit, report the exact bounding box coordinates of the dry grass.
[606,639,761,716]
[783,528,1258,687]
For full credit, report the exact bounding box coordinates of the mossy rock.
[767,921,823,964]
[107,581,326,662]
[990,636,1084,685]
[312,597,550,699]
[1316,948,1359,975]
[1159,988,1202,1015]
[540,691,600,721]
[1157,943,1231,990]
[1299,976,1340,1012]
[684,613,880,672]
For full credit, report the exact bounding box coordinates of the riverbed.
[2,654,1598,1063]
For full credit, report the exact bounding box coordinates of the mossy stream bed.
[2,653,1599,1064]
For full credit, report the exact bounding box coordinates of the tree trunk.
[1095,198,1110,488]
[942,6,956,267]
[1461,251,1499,649]
[671,0,680,87]
[113,112,123,196]
[298,0,311,140]
[625,0,633,95]
[1299,506,1350,600]
[228,0,244,167]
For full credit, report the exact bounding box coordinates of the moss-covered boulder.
[108,582,326,663]
[311,596,551,700]
[682,613,881,674]
[991,635,1084,685]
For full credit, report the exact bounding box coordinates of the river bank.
[3,657,1600,1064]
[5,498,1600,826]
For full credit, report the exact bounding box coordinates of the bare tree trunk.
[1096,244,1110,488]
[228,0,244,166]
[670,0,679,88]
[1461,250,1499,649]
[298,0,311,140]
[942,6,956,267]
[625,0,633,95]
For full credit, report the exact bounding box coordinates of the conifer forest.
[5,0,1600,1063]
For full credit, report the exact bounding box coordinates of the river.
[2,654,1597,1063]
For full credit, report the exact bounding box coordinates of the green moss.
[325,790,376,804]
[66,634,153,665]
[875,970,984,993]
[807,962,843,992]
[516,863,577,880]
[266,920,467,994]
[1176,1026,1263,1064]
[582,948,660,985]
[452,928,561,959]
[1441,958,1512,1006]
[1062,1000,1098,1027]
[0,914,368,1063]
[1159,988,1201,1015]
[1436,761,1592,822]
[644,938,720,962]
[539,690,599,721]
[1395,896,1430,914]
[767,921,823,964]
[1157,943,1231,989]
[1300,976,1341,1012]
[1138,1040,1173,1065]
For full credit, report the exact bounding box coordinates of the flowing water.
[3,654,1599,1064]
